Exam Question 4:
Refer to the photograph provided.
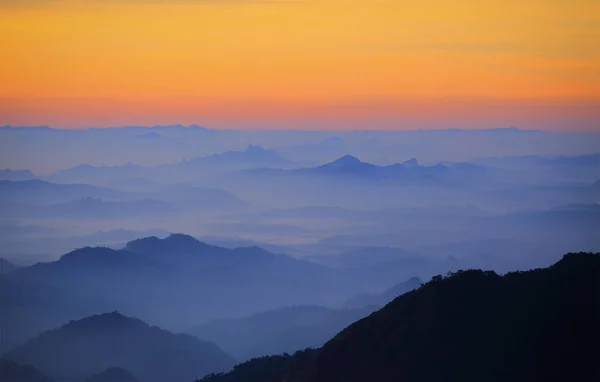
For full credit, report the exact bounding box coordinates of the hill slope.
[0,360,51,382]
[200,253,600,382]
[2,234,342,348]
[4,312,235,382]
[189,305,377,361]
[85,367,138,382]
[342,276,422,309]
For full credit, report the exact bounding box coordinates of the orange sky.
[0,0,599,130]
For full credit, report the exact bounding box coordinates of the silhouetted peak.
[0,178,48,186]
[402,158,420,168]
[189,145,285,164]
[126,233,212,256]
[125,236,162,250]
[245,145,269,153]
[61,311,148,333]
[322,155,362,167]
[0,168,34,174]
[552,252,600,270]
[164,233,205,245]
[59,246,118,262]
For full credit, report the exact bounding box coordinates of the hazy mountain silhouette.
[0,169,36,181]
[122,234,328,274]
[85,367,138,382]
[50,163,145,183]
[299,155,449,180]
[0,228,171,262]
[243,155,486,186]
[14,246,161,281]
[187,145,287,165]
[188,305,377,361]
[4,312,235,382]
[2,234,346,348]
[1,256,18,274]
[307,246,424,268]
[342,277,422,309]
[0,360,51,382]
[199,253,600,382]
[305,248,441,288]
[0,179,125,204]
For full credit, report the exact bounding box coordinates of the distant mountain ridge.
[189,304,378,361]
[0,179,126,204]
[0,169,37,181]
[2,234,345,349]
[342,277,423,309]
[187,145,288,165]
[199,252,600,382]
[4,312,235,382]
[242,155,486,185]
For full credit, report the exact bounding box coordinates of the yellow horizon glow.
[1,0,599,129]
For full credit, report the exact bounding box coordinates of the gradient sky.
[0,0,599,130]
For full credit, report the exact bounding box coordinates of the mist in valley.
[1,125,599,382]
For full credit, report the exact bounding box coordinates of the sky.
[0,0,599,130]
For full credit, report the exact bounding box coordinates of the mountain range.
[4,312,235,382]
[188,305,378,362]
[342,276,423,309]
[0,179,126,204]
[199,252,600,382]
[186,145,289,166]
[1,234,355,349]
[0,169,36,181]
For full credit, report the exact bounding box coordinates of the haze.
[0,1,599,381]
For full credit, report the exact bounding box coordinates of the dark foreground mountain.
[189,305,377,361]
[199,253,600,382]
[4,312,235,382]
[0,360,51,382]
[85,367,138,382]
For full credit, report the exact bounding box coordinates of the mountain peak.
[61,311,148,333]
[244,145,269,153]
[322,155,362,167]
[402,158,420,168]
[189,145,285,164]
[6,312,236,382]
[125,233,213,257]
[59,246,119,262]
[164,233,205,245]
